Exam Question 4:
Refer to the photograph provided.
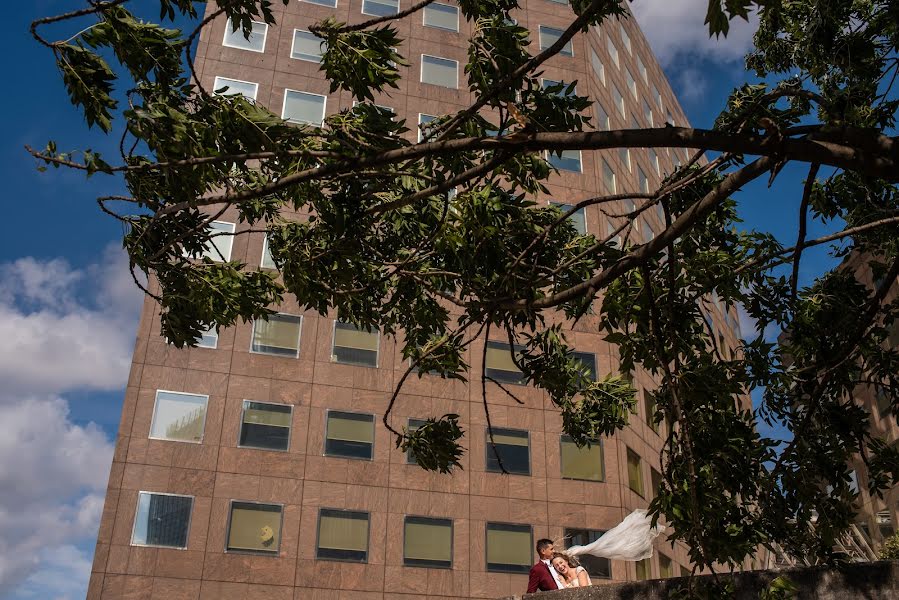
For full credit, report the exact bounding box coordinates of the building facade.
[87,1,744,598]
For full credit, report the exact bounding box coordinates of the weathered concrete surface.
[504,561,898,600]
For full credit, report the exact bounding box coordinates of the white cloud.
[631,0,759,66]
[0,245,143,396]
[12,545,95,600]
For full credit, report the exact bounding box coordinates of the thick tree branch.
[790,164,820,301]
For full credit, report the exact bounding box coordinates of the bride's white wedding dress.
[565,509,664,561]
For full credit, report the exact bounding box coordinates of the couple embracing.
[526,509,665,594]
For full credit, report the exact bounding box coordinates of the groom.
[526,538,564,593]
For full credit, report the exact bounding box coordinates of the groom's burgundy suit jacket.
[526,561,557,593]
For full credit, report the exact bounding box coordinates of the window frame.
[590,47,605,85]
[420,54,459,89]
[316,508,371,562]
[484,340,526,385]
[559,434,604,482]
[212,76,258,101]
[221,18,268,53]
[538,25,573,56]
[546,149,583,173]
[224,499,285,555]
[148,389,210,444]
[249,313,303,358]
[130,491,194,550]
[626,447,645,497]
[485,427,531,476]
[403,515,454,568]
[301,0,338,6]
[362,0,400,17]
[549,201,587,235]
[324,409,375,460]
[281,89,328,126]
[405,418,427,464]
[331,320,380,368]
[260,235,276,269]
[563,527,611,579]
[422,2,460,32]
[196,326,218,349]
[485,522,533,574]
[238,400,294,452]
[290,28,326,62]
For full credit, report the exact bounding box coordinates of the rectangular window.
[222,18,267,52]
[131,492,192,549]
[332,321,379,367]
[196,326,218,349]
[596,103,610,130]
[212,76,257,101]
[635,557,650,580]
[542,79,577,96]
[560,435,603,481]
[619,147,631,171]
[260,236,276,269]
[282,90,326,126]
[636,54,647,83]
[655,85,664,110]
[638,167,649,194]
[486,523,532,573]
[150,390,208,443]
[642,99,654,127]
[612,85,625,117]
[404,516,453,568]
[602,159,616,194]
[485,340,525,385]
[325,410,374,459]
[421,55,459,89]
[651,466,663,498]
[645,392,659,433]
[627,447,644,497]
[406,418,426,464]
[550,201,587,235]
[590,48,605,84]
[649,149,661,177]
[485,427,530,475]
[190,220,234,262]
[423,3,459,32]
[547,149,582,173]
[539,26,573,56]
[564,529,611,578]
[250,313,302,357]
[303,0,337,6]
[572,351,598,382]
[362,0,399,16]
[418,113,438,142]
[291,29,326,62]
[317,509,369,561]
[625,69,637,100]
[619,23,632,53]
[606,37,619,68]
[659,553,674,578]
[239,401,292,451]
[666,109,675,125]
[226,501,283,554]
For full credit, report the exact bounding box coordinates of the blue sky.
[0,2,839,598]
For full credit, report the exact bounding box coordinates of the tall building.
[87,1,744,598]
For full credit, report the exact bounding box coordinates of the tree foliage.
[31,0,899,576]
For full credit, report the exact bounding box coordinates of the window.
[421,55,458,89]
[638,167,649,194]
[149,391,208,443]
[660,553,674,578]
[332,321,379,367]
[645,392,659,433]
[590,48,605,84]
[547,149,582,172]
[627,447,644,497]
[651,466,663,498]
[486,523,532,573]
[636,54,647,83]
[226,501,283,554]
[550,201,587,235]
[189,220,234,262]
[654,85,664,110]
[635,557,650,580]
[418,113,438,142]
[542,78,577,96]
[282,90,326,126]
[325,410,374,459]
[131,492,192,549]
[649,149,661,177]
[239,401,292,451]
[606,37,619,68]
[642,99,654,127]
[317,509,369,561]
[539,26,573,56]
[212,76,257,101]
[572,351,598,382]
[362,0,399,16]
[250,314,302,357]
[612,85,625,117]
[222,18,267,52]
[560,435,603,481]
[619,147,631,171]
[404,516,453,568]
[196,326,218,349]
[625,69,637,100]
[619,22,632,53]
[260,236,276,269]
[630,115,641,130]
[303,0,337,6]
[564,529,610,578]
[485,340,525,384]
[486,427,530,475]
[602,159,616,194]
[291,29,326,62]
[406,418,426,464]
[423,2,459,31]
[596,103,610,131]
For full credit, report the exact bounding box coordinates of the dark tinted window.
[486,428,530,475]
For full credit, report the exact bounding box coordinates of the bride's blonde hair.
[551,550,580,568]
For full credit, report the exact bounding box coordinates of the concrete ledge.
[505,561,899,600]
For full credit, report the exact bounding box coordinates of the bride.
[551,552,591,587]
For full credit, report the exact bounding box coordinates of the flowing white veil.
[565,509,665,561]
